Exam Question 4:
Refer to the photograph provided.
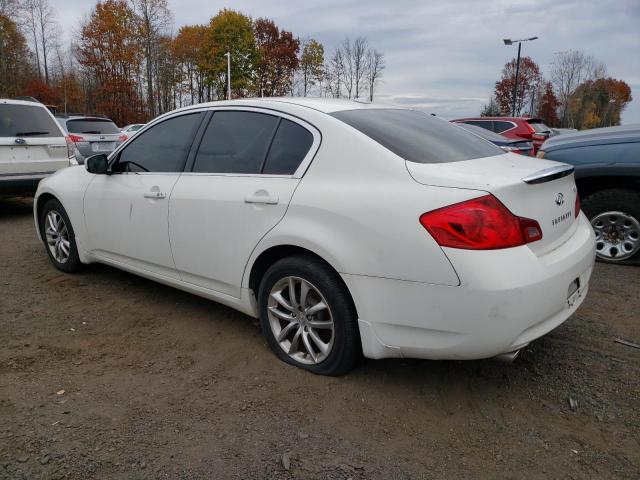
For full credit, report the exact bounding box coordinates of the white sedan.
[34,98,595,375]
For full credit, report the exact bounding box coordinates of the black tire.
[258,255,360,376]
[581,188,640,264]
[40,198,83,273]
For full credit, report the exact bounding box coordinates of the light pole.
[503,36,538,116]
[224,52,231,100]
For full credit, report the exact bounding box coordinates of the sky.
[54,0,640,123]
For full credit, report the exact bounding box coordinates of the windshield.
[527,120,551,133]
[66,118,120,134]
[331,109,503,163]
[0,104,62,137]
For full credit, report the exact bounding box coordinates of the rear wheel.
[258,255,360,376]
[40,198,83,273]
[581,189,640,263]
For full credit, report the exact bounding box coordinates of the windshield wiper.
[81,130,103,134]
[15,131,50,136]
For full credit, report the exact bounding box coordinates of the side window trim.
[183,106,321,178]
[258,117,282,174]
[108,109,207,174]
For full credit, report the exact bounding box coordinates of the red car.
[451,117,552,154]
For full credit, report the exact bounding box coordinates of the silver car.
[55,115,124,164]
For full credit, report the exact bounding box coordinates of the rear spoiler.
[522,165,574,185]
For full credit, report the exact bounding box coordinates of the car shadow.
[0,196,34,218]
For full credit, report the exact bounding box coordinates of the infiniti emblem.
[555,193,564,206]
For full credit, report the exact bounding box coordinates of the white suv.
[0,99,72,195]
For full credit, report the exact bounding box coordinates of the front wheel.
[258,255,360,376]
[581,189,640,263]
[40,198,83,273]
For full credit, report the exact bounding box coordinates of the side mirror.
[85,154,109,174]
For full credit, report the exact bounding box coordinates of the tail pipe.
[494,349,521,363]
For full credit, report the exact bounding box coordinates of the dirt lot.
[0,196,638,480]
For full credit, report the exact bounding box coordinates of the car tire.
[581,188,640,264]
[258,255,360,376]
[40,198,83,273]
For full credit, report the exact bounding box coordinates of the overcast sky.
[54,0,640,123]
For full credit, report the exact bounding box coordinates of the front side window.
[113,113,202,173]
[333,109,503,164]
[193,111,279,174]
[0,104,62,137]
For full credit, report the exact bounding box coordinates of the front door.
[169,109,318,297]
[84,112,204,278]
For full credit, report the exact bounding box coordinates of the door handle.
[245,191,279,205]
[144,191,166,199]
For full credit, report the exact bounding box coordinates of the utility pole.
[225,52,231,100]
[503,37,538,116]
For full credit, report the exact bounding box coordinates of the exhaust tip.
[494,349,521,363]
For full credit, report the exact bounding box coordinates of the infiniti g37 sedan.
[34,98,596,375]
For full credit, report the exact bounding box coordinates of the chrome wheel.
[45,210,71,263]
[591,211,640,261]
[267,276,335,365]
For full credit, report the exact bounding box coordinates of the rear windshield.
[331,109,503,163]
[0,104,62,137]
[527,120,551,133]
[66,118,120,134]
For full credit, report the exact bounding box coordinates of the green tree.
[480,96,500,116]
[202,9,258,99]
[299,38,324,96]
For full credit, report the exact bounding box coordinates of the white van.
[0,99,73,195]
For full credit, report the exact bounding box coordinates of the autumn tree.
[569,77,632,129]
[172,25,207,105]
[76,0,143,125]
[0,13,34,97]
[536,82,560,126]
[20,0,58,85]
[254,18,299,97]
[130,0,172,117]
[202,9,258,99]
[494,56,541,116]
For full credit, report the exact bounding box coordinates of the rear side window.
[66,118,120,134]
[0,104,62,137]
[333,109,503,163]
[463,120,493,131]
[114,113,202,172]
[193,111,279,174]
[493,121,515,133]
[263,119,314,175]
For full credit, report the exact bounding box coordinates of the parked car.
[120,123,145,140]
[538,124,640,263]
[1,99,72,195]
[55,115,125,164]
[34,98,595,375]
[551,127,578,136]
[452,116,552,154]
[455,122,534,155]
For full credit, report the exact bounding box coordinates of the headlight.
[536,150,545,158]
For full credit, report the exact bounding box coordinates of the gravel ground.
[1,196,639,480]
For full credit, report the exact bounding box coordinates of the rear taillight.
[118,134,128,142]
[65,136,75,158]
[419,194,543,250]
[68,134,85,143]
[575,194,580,218]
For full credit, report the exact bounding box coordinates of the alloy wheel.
[45,210,71,264]
[267,276,335,365]
[591,210,640,261]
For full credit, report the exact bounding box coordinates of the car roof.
[0,98,50,108]
[542,124,640,151]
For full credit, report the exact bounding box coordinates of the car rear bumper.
[343,213,596,361]
[0,172,52,194]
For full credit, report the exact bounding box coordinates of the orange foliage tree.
[494,57,541,116]
[536,82,560,127]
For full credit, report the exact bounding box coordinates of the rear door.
[0,103,68,178]
[169,108,319,297]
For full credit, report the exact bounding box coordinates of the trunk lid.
[406,153,579,255]
[0,136,69,174]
